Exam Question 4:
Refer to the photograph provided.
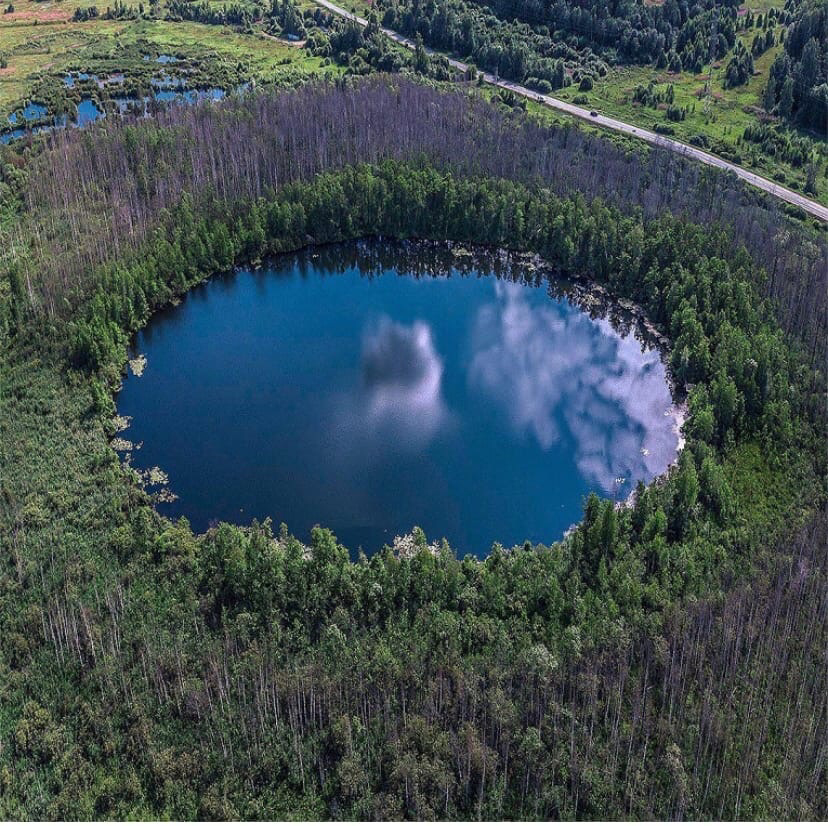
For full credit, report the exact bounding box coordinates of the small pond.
[116,242,682,555]
[22,102,48,120]
[2,79,232,143]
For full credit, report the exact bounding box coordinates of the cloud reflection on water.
[361,316,449,446]
[469,281,680,493]
[333,315,451,459]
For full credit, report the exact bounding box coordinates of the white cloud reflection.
[362,316,449,443]
[469,282,680,493]
[333,316,451,456]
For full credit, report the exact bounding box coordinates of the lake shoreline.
[115,236,686,555]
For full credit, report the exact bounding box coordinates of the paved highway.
[314,0,828,224]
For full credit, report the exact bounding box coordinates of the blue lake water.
[1,101,50,141]
[0,128,25,144]
[76,98,103,125]
[116,243,681,555]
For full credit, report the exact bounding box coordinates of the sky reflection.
[332,315,452,458]
[469,282,680,494]
[116,245,683,553]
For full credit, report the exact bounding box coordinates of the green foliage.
[764,0,828,131]
[724,40,755,88]
[0,118,824,818]
[742,121,823,170]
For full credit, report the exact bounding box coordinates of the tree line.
[6,77,826,367]
[373,0,779,81]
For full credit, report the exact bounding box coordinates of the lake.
[116,241,682,556]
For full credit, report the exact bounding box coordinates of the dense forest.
[9,79,827,364]
[3,0,826,206]
[0,77,826,818]
[764,0,828,132]
[376,0,781,85]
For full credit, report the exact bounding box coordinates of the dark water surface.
[116,243,681,555]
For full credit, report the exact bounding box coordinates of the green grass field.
[553,23,828,202]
